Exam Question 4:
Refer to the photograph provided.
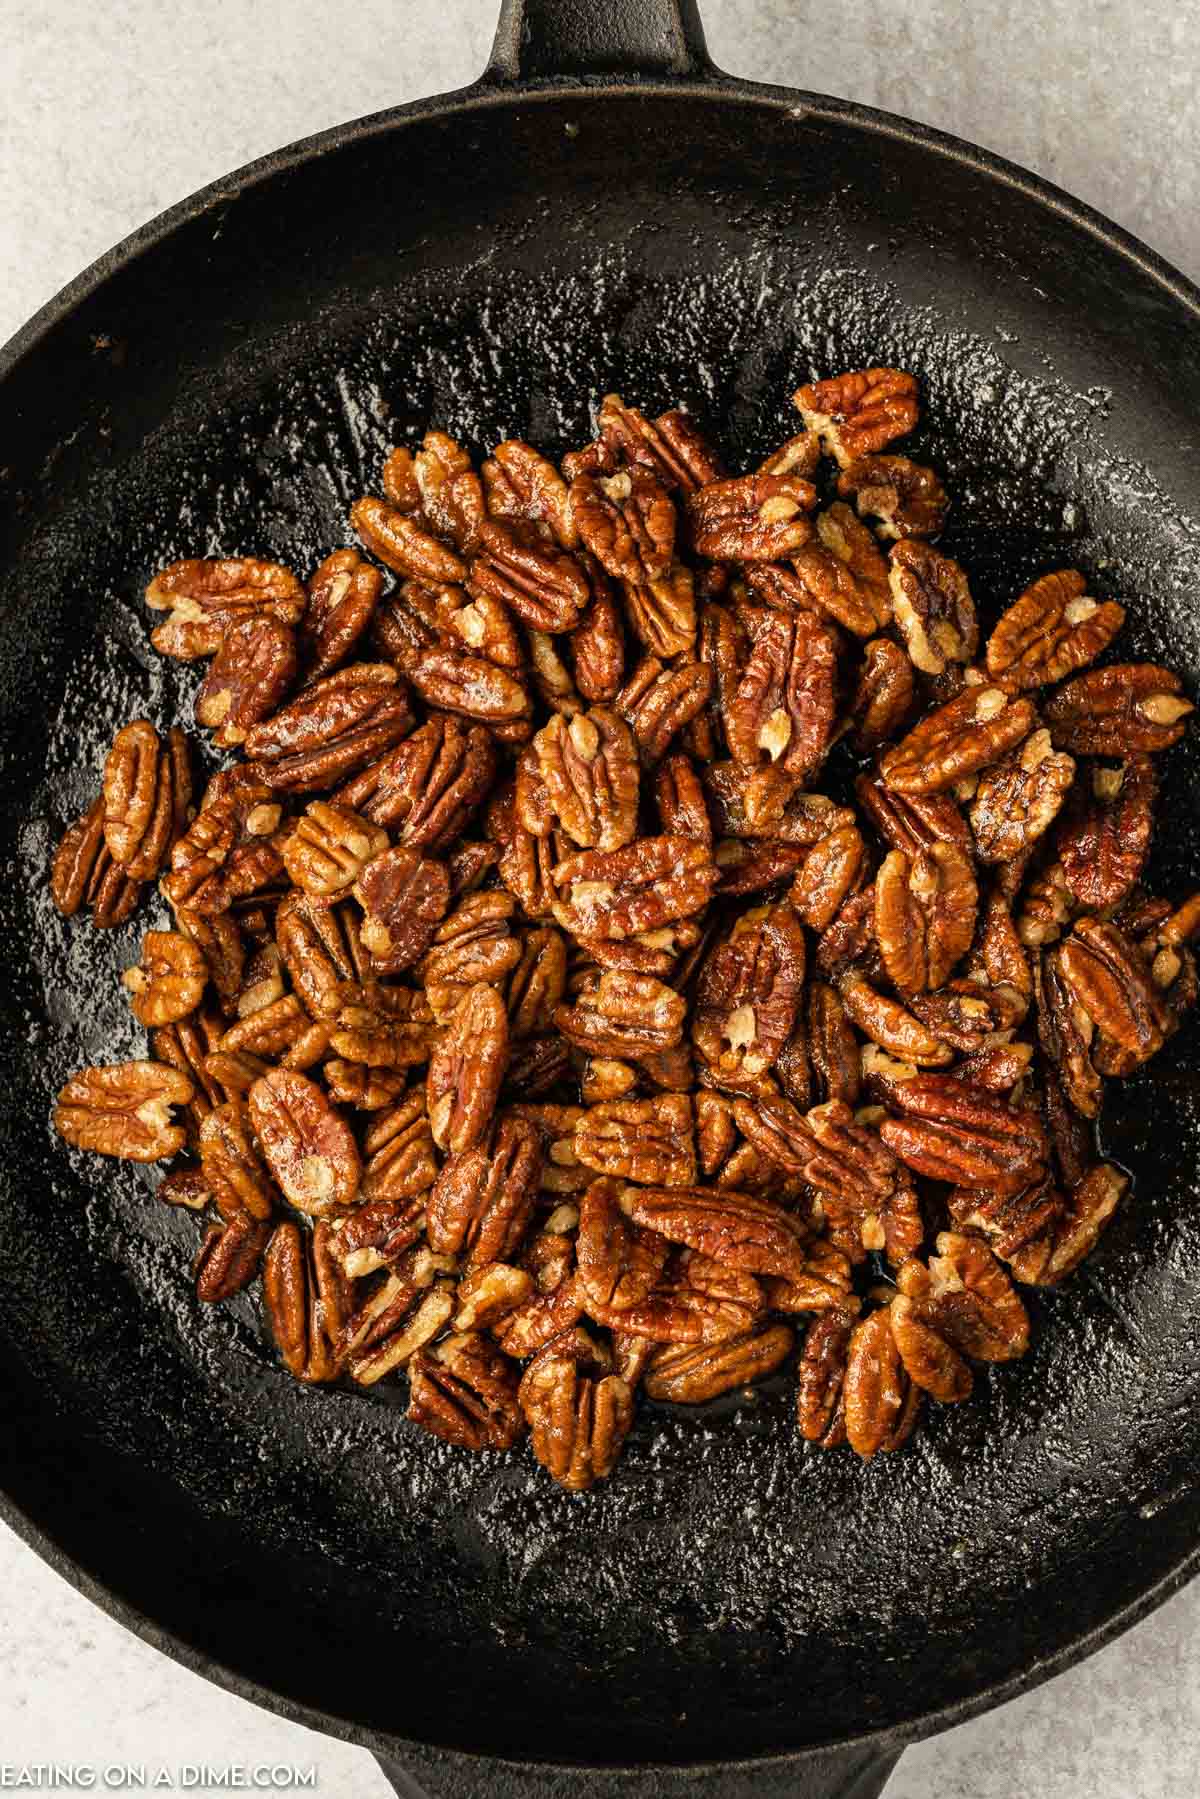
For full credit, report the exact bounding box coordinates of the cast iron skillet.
[2,2,1200,1795]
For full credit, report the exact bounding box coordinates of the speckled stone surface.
[0,1,1196,1794]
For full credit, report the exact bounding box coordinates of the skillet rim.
[2,69,1199,1768]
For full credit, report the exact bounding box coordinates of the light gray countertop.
[1,2,1196,1794]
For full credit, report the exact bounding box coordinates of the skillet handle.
[373,1745,901,1798]
[486,0,712,80]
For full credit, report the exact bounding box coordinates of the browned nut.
[122,930,208,1026]
[794,367,919,466]
[249,1067,361,1215]
[54,1061,195,1161]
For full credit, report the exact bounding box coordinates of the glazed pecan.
[785,503,892,638]
[338,715,494,849]
[280,801,387,899]
[794,367,919,466]
[571,576,626,702]
[1036,948,1104,1119]
[1056,917,1171,1068]
[655,752,713,844]
[246,664,413,791]
[1043,663,1193,755]
[427,1113,542,1268]
[262,1219,349,1383]
[409,642,532,730]
[618,1184,807,1280]
[616,654,713,765]
[324,1060,407,1110]
[571,468,675,584]
[453,1264,535,1331]
[689,473,816,561]
[54,1061,194,1161]
[842,1307,921,1459]
[596,394,725,492]
[327,983,434,1068]
[985,570,1125,690]
[968,730,1075,864]
[576,1176,672,1313]
[161,772,281,916]
[839,977,953,1066]
[249,1067,360,1214]
[1016,861,1074,948]
[1004,1163,1128,1286]
[855,770,971,861]
[723,607,838,781]
[492,1224,584,1357]
[102,721,190,880]
[692,904,806,1088]
[789,825,867,932]
[344,1250,458,1386]
[195,615,298,748]
[533,707,639,851]
[469,518,589,632]
[887,541,977,676]
[797,1312,854,1447]
[874,843,977,996]
[848,638,915,751]
[409,1334,525,1452]
[758,431,821,480]
[892,1232,1029,1404]
[621,565,696,659]
[300,548,383,681]
[354,846,450,975]
[505,926,568,1035]
[194,1212,272,1303]
[482,439,577,547]
[1057,756,1156,910]
[351,495,467,585]
[150,1007,224,1132]
[121,930,207,1027]
[644,1322,794,1403]
[556,969,685,1061]
[51,798,138,922]
[360,1091,439,1204]
[881,684,1037,795]
[146,556,306,658]
[412,430,486,554]
[551,834,716,941]
[575,1095,696,1188]
[765,1239,858,1314]
[836,454,948,539]
[426,982,509,1152]
[419,890,520,1017]
[518,1328,634,1491]
[879,1075,1047,1194]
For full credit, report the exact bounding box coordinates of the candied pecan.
[705,761,852,845]
[280,801,388,899]
[689,473,816,561]
[575,1095,696,1188]
[195,615,298,748]
[160,785,282,918]
[621,565,696,659]
[794,368,919,466]
[596,394,725,492]
[881,683,1037,795]
[842,1307,921,1459]
[1016,861,1074,948]
[887,541,977,676]
[246,664,413,791]
[272,893,353,1018]
[323,1060,407,1110]
[54,1061,194,1161]
[840,977,954,1066]
[576,1176,672,1312]
[1043,663,1193,755]
[594,1246,763,1344]
[1057,756,1155,910]
[262,1219,349,1382]
[352,846,450,976]
[419,890,520,1015]
[350,495,467,584]
[570,468,675,584]
[1056,917,1171,1067]
[855,770,971,861]
[556,969,685,1061]
[121,929,207,1027]
[908,978,1027,1052]
[802,982,862,1107]
[505,926,568,1036]
[797,1312,854,1447]
[194,1212,272,1303]
[533,707,639,852]
[894,1231,1029,1392]
[427,1113,542,1268]
[345,1260,458,1386]
[580,1056,638,1106]
[412,430,485,555]
[409,1334,526,1452]
[644,1322,794,1403]
[300,548,382,680]
[327,983,434,1068]
[848,638,915,751]
[146,556,306,658]
[815,890,880,982]
[552,834,716,941]
[655,752,713,844]
[483,439,577,546]
[1036,948,1104,1119]
[758,431,821,480]
[338,714,494,849]
[519,1328,634,1491]
[879,1076,1047,1193]
[723,607,838,781]
[249,1067,360,1215]
[52,798,112,919]
[102,721,190,880]
[837,454,948,540]
[409,642,532,728]
[616,654,713,764]
[1006,1163,1128,1286]
[493,1230,584,1357]
[948,1169,1063,1263]
[785,503,892,637]
[151,1007,223,1133]
[157,1166,213,1211]
[452,1264,535,1331]
[986,570,1125,690]
[968,730,1075,864]
[215,992,328,1070]
[789,825,867,932]
[572,574,626,702]
[176,909,246,1016]
[874,843,978,996]
[427,982,509,1152]
[360,1091,439,1204]
[469,518,589,632]
[618,1184,806,1279]
[692,904,805,1088]
[765,1240,858,1314]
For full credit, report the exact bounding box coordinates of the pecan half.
[797,1312,854,1447]
[874,843,978,995]
[576,1176,672,1312]
[892,1231,1029,1404]
[794,368,919,465]
[616,655,713,765]
[724,607,838,781]
[409,1334,526,1452]
[194,1213,272,1302]
[848,638,915,751]
[785,504,892,637]
[533,707,639,852]
[837,454,948,539]
[644,1322,794,1403]
[618,1184,807,1280]
[246,664,413,791]
[483,439,577,547]
[351,495,467,585]
[409,642,532,729]
[195,615,298,748]
[840,976,953,1066]
[620,565,696,659]
[789,825,867,933]
[301,548,383,681]
[249,1067,361,1214]
[262,1219,349,1382]
[881,684,1037,795]
[281,801,388,898]
[689,473,816,561]
[469,518,589,632]
[571,468,675,584]
[427,1113,542,1267]
[556,969,685,1061]
[552,834,716,941]
[146,557,306,658]
[360,1091,439,1204]
[1043,663,1193,755]
[338,715,494,849]
[879,1076,1047,1193]
[353,846,450,975]
[54,1061,194,1161]
[575,1095,696,1188]
[518,1328,635,1491]
[887,541,977,676]
[968,729,1075,864]
[1057,756,1156,910]
[692,904,806,1088]
[121,930,208,1027]
[161,773,282,915]
[985,570,1125,690]
[596,394,725,492]
[426,982,509,1152]
[1056,917,1171,1067]
[842,1307,921,1458]
[102,721,191,880]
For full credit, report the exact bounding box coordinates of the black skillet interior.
[3,68,1200,1772]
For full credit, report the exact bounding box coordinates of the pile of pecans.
[49,368,1200,1489]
